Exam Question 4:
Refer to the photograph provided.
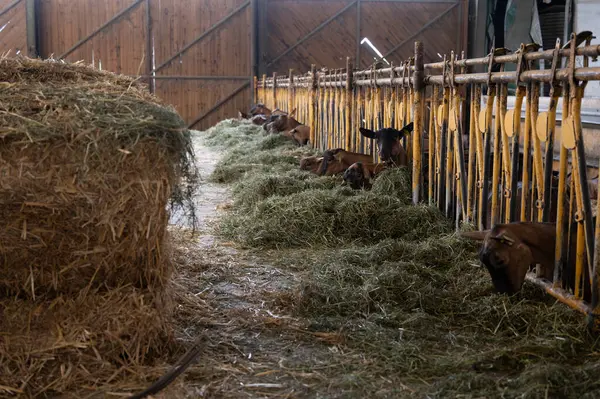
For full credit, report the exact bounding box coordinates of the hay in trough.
[0,57,197,299]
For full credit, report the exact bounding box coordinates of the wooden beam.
[146,0,154,93]
[356,0,361,68]
[59,0,144,59]
[154,0,250,73]
[267,0,358,67]
[0,0,21,19]
[257,0,268,75]
[382,3,459,60]
[25,0,37,57]
[188,81,251,129]
[250,0,258,103]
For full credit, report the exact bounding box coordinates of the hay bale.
[0,57,197,298]
[0,286,173,395]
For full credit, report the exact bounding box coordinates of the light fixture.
[361,37,391,65]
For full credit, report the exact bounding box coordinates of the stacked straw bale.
[0,57,197,395]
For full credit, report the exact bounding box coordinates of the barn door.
[150,0,254,130]
[32,0,254,131]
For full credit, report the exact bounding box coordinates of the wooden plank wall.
[0,0,466,130]
[264,0,465,73]
[151,0,251,129]
[38,0,148,75]
[0,0,27,56]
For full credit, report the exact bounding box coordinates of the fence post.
[262,74,267,105]
[272,72,278,110]
[288,69,294,112]
[253,76,258,103]
[345,58,353,151]
[309,64,317,147]
[412,41,425,205]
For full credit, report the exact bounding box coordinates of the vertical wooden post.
[412,41,425,205]
[272,72,278,110]
[288,68,294,112]
[26,0,38,57]
[250,0,258,103]
[345,58,353,151]
[309,64,317,147]
[262,74,267,106]
[253,76,259,102]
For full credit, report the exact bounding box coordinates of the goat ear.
[359,127,376,139]
[289,108,297,118]
[238,110,248,119]
[399,122,414,137]
[460,230,489,241]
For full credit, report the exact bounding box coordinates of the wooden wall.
[0,0,467,130]
[262,0,466,74]
[0,0,27,55]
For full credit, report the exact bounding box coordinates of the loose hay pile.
[0,57,197,396]
[202,119,600,398]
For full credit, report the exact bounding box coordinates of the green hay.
[370,166,412,202]
[202,119,600,398]
[220,190,450,248]
[232,172,342,210]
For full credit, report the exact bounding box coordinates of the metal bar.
[509,86,525,222]
[352,67,600,86]
[0,0,21,19]
[25,0,37,57]
[267,0,357,67]
[145,0,153,94]
[525,273,591,315]
[425,44,600,70]
[262,45,600,79]
[155,0,250,72]
[59,0,144,59]
[455,92,468,221]
[187,81,250,129]
[588,160,600,331]
[491,84,503,225]
[480,86,496,230]
[382,3,459,60]
[141,75,253,80]
[439,87,450,214]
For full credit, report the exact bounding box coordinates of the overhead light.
[361,37,391,65]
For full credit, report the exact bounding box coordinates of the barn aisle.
[161,131,342,398]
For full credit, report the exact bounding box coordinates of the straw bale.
[0,286,174,396]
[0,57,197,298]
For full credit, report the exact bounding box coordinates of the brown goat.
[318,148,373,177]
[343,162,388,190]
[288,125,311,146]
[462,219,593,302]
[299,155,347,176]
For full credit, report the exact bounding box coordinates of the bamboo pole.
[309,65,317,147]
[346,58,353,150]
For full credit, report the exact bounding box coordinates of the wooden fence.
[255,33,600,330]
